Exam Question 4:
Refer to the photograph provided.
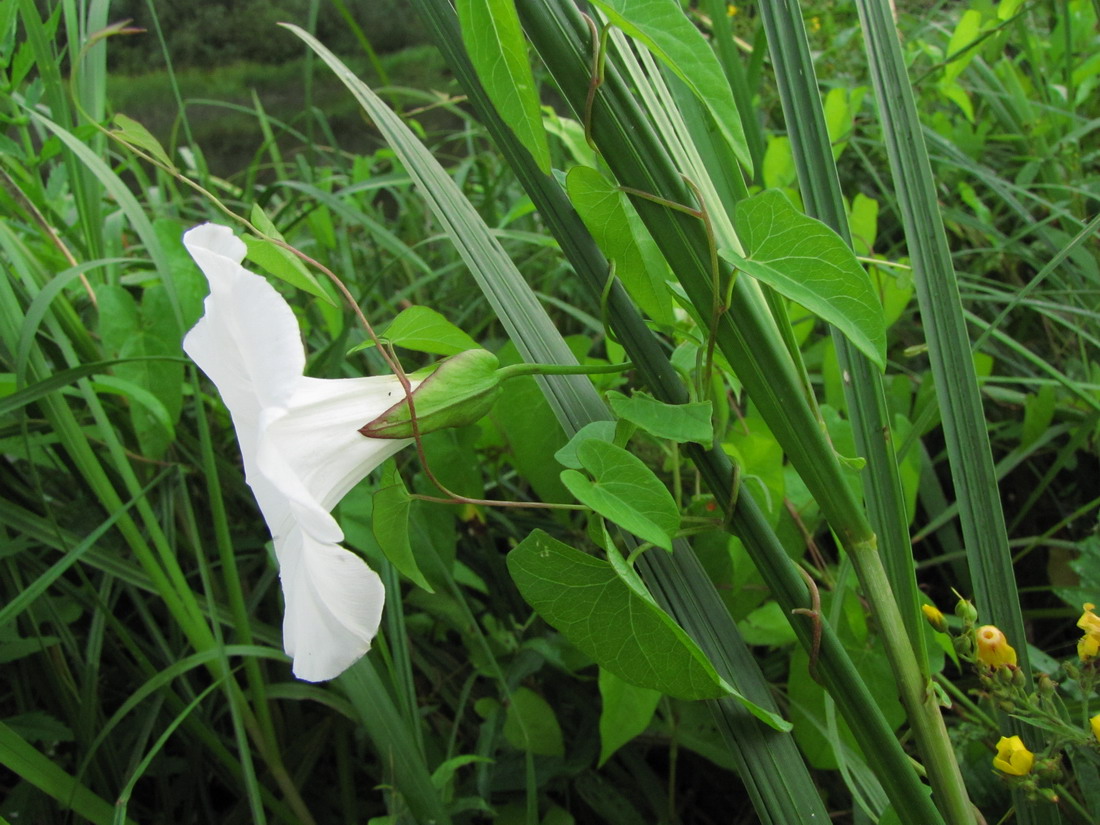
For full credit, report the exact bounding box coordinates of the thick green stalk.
[517,1,966,819]
[755,1,973,822]
[853,0,1050,822]
[850,0,1026,668]
[756,0,926,665]
[406,2,946,821]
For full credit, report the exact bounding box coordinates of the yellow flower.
[922,603,948,634]
[1091,714,1100,745]
[726,4,739,16]
[1080,634,1100,661]
[1080,603,1100,633]
[975,625,1017,668]
[993,735,1034,776]
[1077,603,1100,661]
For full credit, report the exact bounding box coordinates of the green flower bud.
[953,633,973,659]
[361,349,502,439]
[1037,673,1057,698]
[1012,666,1027,689]
[955,597,978,628]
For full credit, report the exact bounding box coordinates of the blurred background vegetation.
[4,0,1099,822]
[99,0,439,174]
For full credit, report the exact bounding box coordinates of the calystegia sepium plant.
[4,0,1098,823]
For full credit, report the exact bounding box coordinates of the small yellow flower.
[1077,603,1100,661]
[726,4,739,17]
[1080,634,1100,661]
[993,735,1034,776]
[922,603,948,634]
[975,625,1017,668]
[1091,714,1100,745]
[1080,603,1100,633]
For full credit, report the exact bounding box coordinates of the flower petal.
[277,376,415,513]
[277,523,385,682]
[181,222,421,681]
[182,223,305,413]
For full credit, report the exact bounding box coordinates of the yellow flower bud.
[993,735,1034,776]
[922,603,948,634]
[975,625,1017,668]
[1091,714,1100,746]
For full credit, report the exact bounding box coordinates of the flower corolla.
[183,223,418,682]
[975,624,1017,669]
[992,735,1034,776]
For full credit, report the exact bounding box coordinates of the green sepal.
[360,349,502,439]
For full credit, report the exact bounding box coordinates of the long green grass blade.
[754,2,973,821]
[851,0,1027,672]
[339,659,452,824]
[852,0,1054,822]
[407,3,946,822]
[0,721,137,825]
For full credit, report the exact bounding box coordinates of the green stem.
[850,538,976,824]
[495,360,631,380]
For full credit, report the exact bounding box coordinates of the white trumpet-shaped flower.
[182,223,417,681]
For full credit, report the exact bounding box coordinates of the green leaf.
[371,462,434,592]
[371,306,480,356]
[937,79,974,123]
[597,668,660,766]
[589,0,751,172]
[763,135,796,189]
[430,755,494,791]
[111,113,173,168]
[422,427,486,500]
[739,601,798,646]
[721,190,887,369]
[607,390,712,447]
[0,721,134,825]
[1021,385,1056,449]
[488,371,572,503]
[560,440,679,551]
[155,217,208,330]
[456,0,551,175]
[553,420,617,470]
[243,204,335,305]
[941,9,982,85]
[3,711,73,743]
[848,193,879,256]
[95,285,183,459]
[565,166,673,324]
[502,686,564,756]
[506,530,726,700]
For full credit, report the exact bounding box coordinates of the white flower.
[182,223,417,681]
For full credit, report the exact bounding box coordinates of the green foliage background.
[2,0,1099,823]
